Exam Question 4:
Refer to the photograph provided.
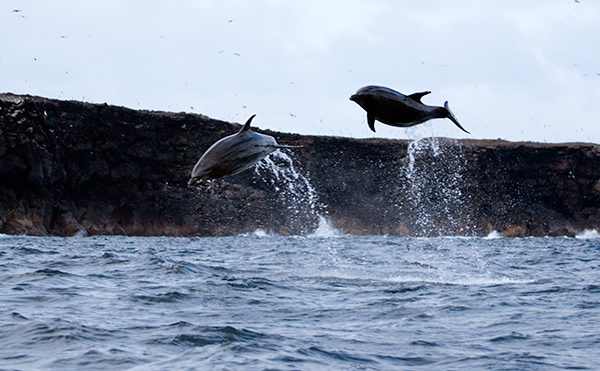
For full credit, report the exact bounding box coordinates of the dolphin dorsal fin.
[238,114,257,133]
[408,91,431,103]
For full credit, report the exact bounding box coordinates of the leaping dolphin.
[188,115,298,185]
[350,85,469,134]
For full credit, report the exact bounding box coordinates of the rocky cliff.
[1,93,599,237]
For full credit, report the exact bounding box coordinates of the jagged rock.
[1,93,599,237]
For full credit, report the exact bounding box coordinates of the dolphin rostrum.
[350,85,469,133]
[188,115,298,185]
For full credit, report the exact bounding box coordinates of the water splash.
[308,215,343,238]
[402,137,472,236]
[252,229,269,237]
[575,229,600,239]
[254,150,322,233]
[484,230,503,239]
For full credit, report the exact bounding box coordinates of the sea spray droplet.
[254,150,322,234]
[402,137,472,236]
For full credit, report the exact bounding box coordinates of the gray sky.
[2,0,599,143]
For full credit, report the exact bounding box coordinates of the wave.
[387,274,535,286]
[251,229,270,237]
[242,215,344,238]
[575,229,600,239]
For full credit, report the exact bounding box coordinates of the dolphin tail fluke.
[444,102,470,134]
[239,114,257,133]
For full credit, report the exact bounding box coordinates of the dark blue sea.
[1,227,599,370]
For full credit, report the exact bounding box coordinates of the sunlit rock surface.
[1,93,599,237]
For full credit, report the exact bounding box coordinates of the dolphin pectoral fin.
[444,102,470,134]
[408,91,431,103]
[367,113,376,132]
[238,114,257,133]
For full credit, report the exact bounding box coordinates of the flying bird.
[350,85,469,133]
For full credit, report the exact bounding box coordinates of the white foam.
[484,230,503,239]
[237,228,272,238]
[253,229,269,237]
[301,268,533,287]
[387,272,534,286]
[308,215,343,238]
[575,229,600,239]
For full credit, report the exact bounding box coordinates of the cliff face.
[1,93,599,237]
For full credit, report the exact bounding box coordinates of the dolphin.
[188,115,298,185]
[350,85,469,134]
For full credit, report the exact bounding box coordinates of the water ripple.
[0,235,598,370]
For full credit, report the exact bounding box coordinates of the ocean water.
[1,227,599,370]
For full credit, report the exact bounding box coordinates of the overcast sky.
[2,0,599,143]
